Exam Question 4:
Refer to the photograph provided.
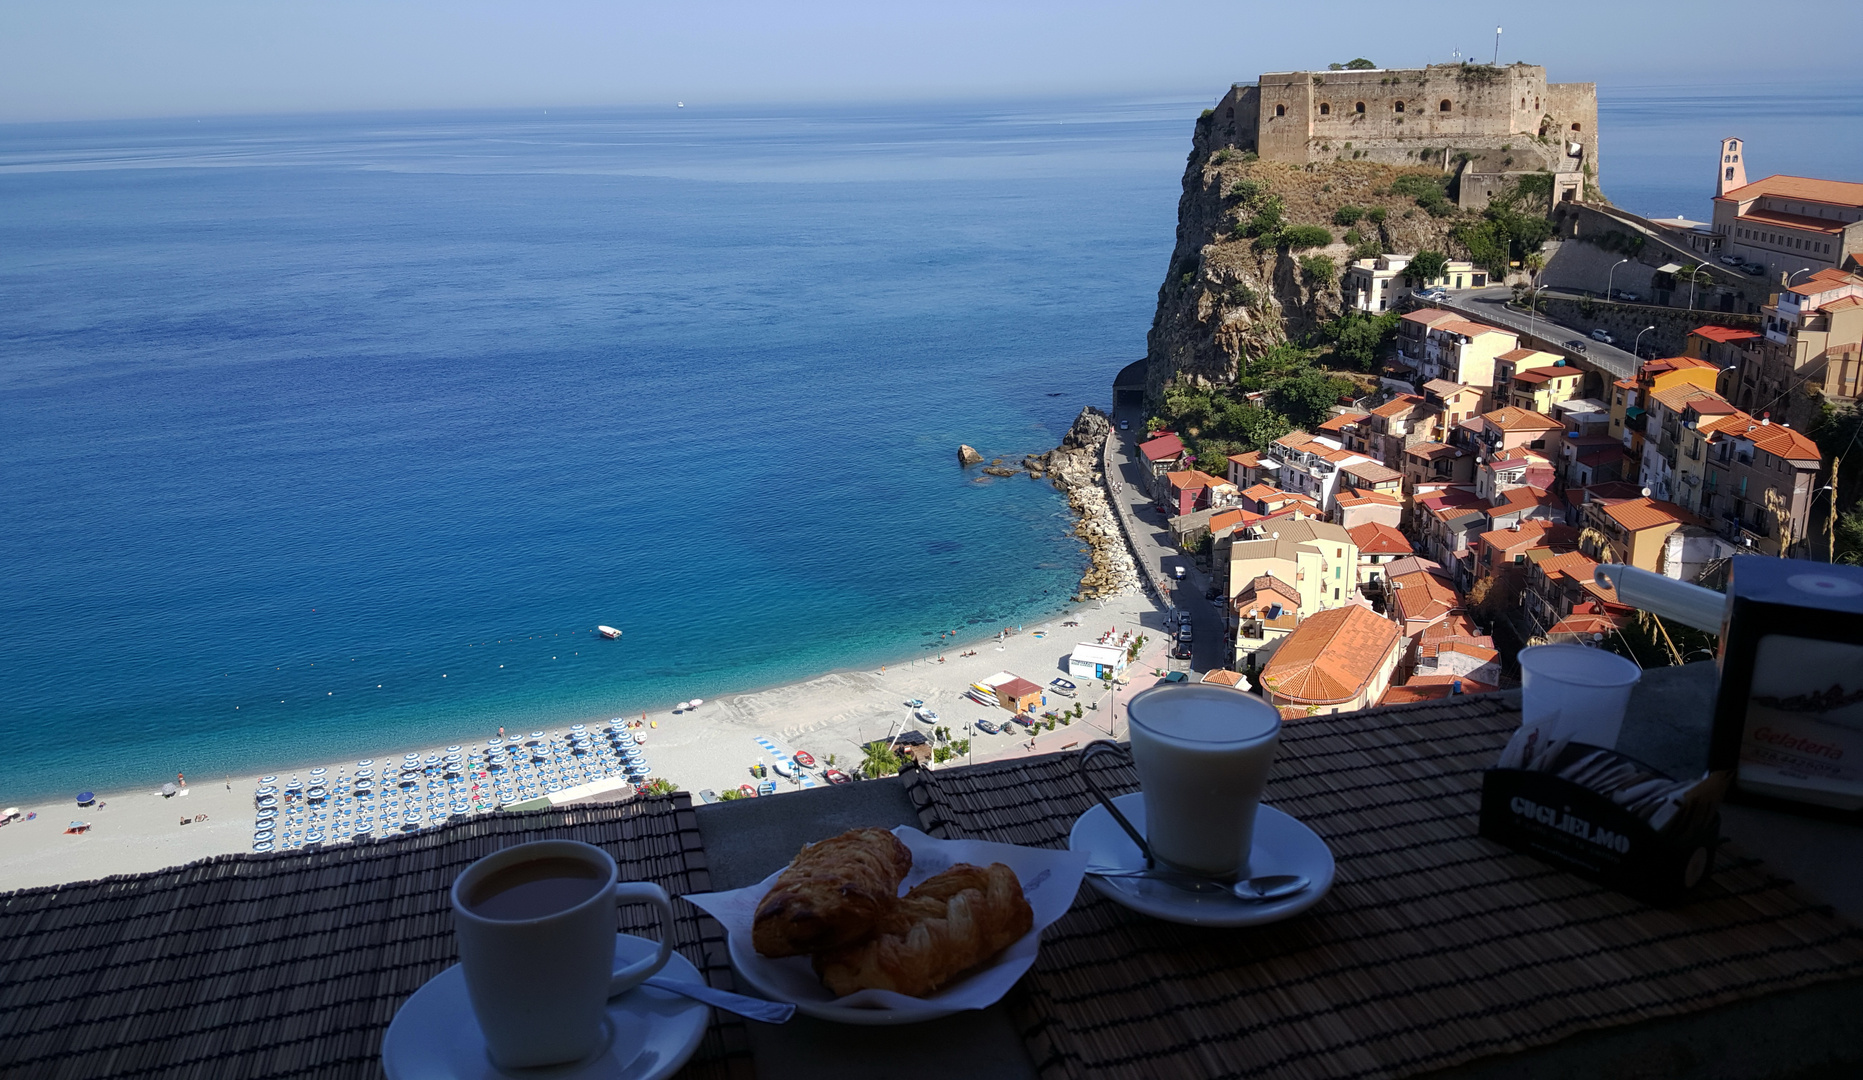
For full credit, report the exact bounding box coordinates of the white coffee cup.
[450,839,675,1069]
[1125,683,1281,877]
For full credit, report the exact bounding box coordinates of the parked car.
[1719,254,1743,266]
[1172,564,1188,580]
[1171,644,1192,660]
[1564,338,1588,354]
[1417,288,1450,302]
[1204,586,1220,600]
[975,719,1000,735]
[1177,624,1194,643]
[1743,262,1767,277]
[697,789,719,804]
[1590,328,1615,344]
[823,769,851,785]
[1117,418,1130,430]
[1611,290,1640,302]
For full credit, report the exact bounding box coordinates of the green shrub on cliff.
[1298,254,1337,286]
[1391,173,1455,217]
[1366,207,1387,225]
[1281,225,1333,251]
[1228,178,1266,205]
[1331,205,1365,227]
[1320,309,1401,371]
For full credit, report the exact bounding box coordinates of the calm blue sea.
[3,85,1856,802]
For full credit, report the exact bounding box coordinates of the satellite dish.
[1640,487,1652,497]
[1271,531,1280,539]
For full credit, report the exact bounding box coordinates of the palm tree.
[1521,252,1547,337]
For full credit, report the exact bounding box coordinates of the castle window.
[1355,101,1366,114]
[1571,122,1581,132]
[1393,101,1405,113]
[1439,99,1451,112]
[1276,104,1286,117]
[1319,102,1330,115]
[1225,107,1234,119]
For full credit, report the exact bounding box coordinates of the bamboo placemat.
[0,794,752,1080]
[902,696,1863,1080]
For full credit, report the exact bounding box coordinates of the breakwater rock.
[957,444,983,466]
[1028,406,1137,600]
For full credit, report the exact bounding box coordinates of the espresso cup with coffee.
[1125,683,1281,878]
[451,839,675,1070]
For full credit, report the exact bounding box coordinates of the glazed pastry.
[752,827,912,957]
[813,862,1032,997]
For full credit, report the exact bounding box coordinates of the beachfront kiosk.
[1068,642,1128,682]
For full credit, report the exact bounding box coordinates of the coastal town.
[1124,118,1862,718]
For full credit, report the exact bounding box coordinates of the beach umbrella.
[260,776,278,784]
[310,767,326,777]
[76,791,96,806]
[357,761,372,768]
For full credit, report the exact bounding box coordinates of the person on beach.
[177,773,185,788]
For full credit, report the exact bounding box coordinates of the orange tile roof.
[1496,347,1544,362]
[1208,508,1258,534]
[1739,206,1846,235]
[1719,174,1863,209]
[1167,469,1227,491]
[1342,459,1402,484]
[1435,318,1510,339]
[1336,489,1403,507]
[1423,378,1476,397]
[1648,383,1724,413]
[1371,393,1431,418]
[1492,485,1565,515]
[1406,441,1457,460]
[1691,325,1761,344]
[1537,550,1602,584]
[1228,450,1260,467]
[1480,521,1579,553]
[1260,606,1400,705]
[1548,612,1622,637]
[1735,418,1822,461]
[1390,567,1460,625]
[1602,497,1705,532]
[1241,483,1284,502]
[1510,367,1580,386]
[1613,377,1637,389]
[1380,683,1455,705]
[1317,412,1369,433]
[1824,296,1863,313]
[1348,522,1412,555]
[1238,574,1302,607]
[1481,407,1562,431]
[1201,669,1249,687]
[1401,309,1461,327]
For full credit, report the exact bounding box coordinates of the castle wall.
[1544,82,1601,188]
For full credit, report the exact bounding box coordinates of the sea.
[3,83,1858,803]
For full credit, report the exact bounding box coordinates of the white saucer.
[382,934,710,1080]
[1068,793,1334,927]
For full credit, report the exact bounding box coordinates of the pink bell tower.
[1717,137,1747,198]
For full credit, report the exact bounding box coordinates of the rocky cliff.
[1143,115,1485,403]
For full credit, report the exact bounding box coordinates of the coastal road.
[1436,287,1638,380]
[1108,404,1233,679]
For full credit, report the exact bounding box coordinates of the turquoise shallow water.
[3,85,1856,803]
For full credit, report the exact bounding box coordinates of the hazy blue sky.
[1,1,1852,123]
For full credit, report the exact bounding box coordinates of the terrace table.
[4,665,1862,1079]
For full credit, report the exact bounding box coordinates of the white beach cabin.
[1068,642,1128,682]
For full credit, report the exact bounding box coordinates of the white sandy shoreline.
[0,589,1168,893]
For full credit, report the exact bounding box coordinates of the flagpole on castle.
[1493,27,1502,66]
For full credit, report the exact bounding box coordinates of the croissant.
[752,827,912,958]
[812,862,1032,997]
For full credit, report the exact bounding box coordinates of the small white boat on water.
[597,626,622,639]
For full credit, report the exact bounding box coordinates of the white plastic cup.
[451,839,674,1069]
[1125,684,1281,877]
[1517,644,1642,748]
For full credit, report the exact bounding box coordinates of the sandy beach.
[0,588,1167,892]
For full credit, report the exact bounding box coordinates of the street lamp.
[1606,258,1630,302]
[1633,324,1657,358]
[1788,268,1813,286]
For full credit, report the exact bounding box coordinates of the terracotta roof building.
[1259,605,1404,715]
[1711,143,1863,278]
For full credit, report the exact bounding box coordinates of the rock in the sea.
[958,444,983,466]
[1060,406,1112,451]
[981,465,1019,477]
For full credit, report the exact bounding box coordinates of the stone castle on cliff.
[1211,63,1599,210]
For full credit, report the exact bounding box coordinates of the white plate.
[382,934,709,1080]
[689,826,1089,1026]
[1068,793,1333,927]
